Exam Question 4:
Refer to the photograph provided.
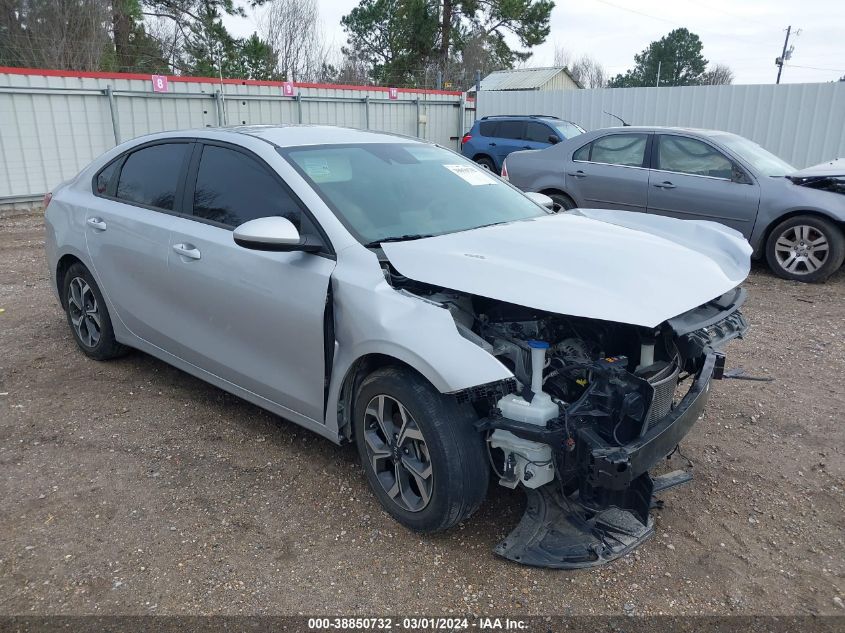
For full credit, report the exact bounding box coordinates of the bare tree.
[553,46,607,88]
[260,0,330,82]
[700,62,734,85]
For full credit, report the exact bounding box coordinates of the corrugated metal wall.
[0,69,471,203]
[476,82,845,168]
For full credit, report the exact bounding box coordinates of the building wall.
[477,82,845,168]
[0,68,471,203]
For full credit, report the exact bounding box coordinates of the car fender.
[323,246,513,434]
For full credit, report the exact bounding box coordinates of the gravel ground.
[0,209,843,617]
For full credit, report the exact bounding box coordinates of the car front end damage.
[471,289,748,568]
[384,261,748,568]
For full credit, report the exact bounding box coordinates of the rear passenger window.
[589,134,648,167]
[116,143,188,210]
[479,121,497,136]
[94,159,119,195]
[192,145,306,230]
[497,121,524,140]
[573,143,591,161]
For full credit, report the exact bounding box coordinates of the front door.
[163,143,335,422]
[647,134,761,237]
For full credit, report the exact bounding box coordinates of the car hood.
[787,158,845,179]
[381,209,752,328]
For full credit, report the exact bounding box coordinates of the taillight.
[501,160,509,180]
[43,192,52,209]
[461,134,472,146]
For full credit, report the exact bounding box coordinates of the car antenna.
[603,111,630,126]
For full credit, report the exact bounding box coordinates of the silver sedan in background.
[503,127,845,282]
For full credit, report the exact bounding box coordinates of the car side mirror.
[524,192,555,210]
[233,216,321,252]
[548,134,561,145]
[731,165,751,185]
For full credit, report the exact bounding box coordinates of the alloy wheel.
[773,224,830,275]
[362,394,433,513]
[67,277,101,347]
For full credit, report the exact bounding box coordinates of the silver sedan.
[45,125,751,567]
[503,127,845,282]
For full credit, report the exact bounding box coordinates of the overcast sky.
[223,0,845,85]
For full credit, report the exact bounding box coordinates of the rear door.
[647,134,760,236]
[566,132,651,212]
[490,120,528,166]
[84,141,192,345]
[162,142,335,422]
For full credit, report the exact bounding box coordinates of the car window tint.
[479,121,497,136]
[95,159,119,195]
[657,135,734,179]
[573,142,591,161]
[497,120,524,140]
[525,122,552,143]
[590,134,647,167]
[115,144,188,210]
[192,145,305,230]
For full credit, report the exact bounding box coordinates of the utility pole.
[656,60,661,87]
[775,25,794,84]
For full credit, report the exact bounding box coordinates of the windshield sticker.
[443,163,498,186]
[302,158,332,181]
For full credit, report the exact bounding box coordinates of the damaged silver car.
[44,125,751,568]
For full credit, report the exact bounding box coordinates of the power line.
[786,63,845,72]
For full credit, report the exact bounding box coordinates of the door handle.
[567,170,587,178]
[488,142,497,147]
[522,145,532,149]
[654,181,676,189]
[86,217,107,231]
[172,243,201,260]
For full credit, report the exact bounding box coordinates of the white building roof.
[478,67,582,91]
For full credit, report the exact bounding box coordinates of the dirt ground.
[0,208,843,617]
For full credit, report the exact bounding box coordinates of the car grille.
[645,362,680,431]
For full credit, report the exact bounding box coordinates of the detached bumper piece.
[490,353,716,569]
[495,469,692,569]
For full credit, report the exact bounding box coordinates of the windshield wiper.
[364,234,437,248]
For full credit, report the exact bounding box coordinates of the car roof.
[589,125,735,138]
[133,124,421,148]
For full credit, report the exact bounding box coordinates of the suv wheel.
[547,192,575,212]
[62,263,128,360]
[765,215,844,282]
[354,366,488,533]
[474,156,496,173]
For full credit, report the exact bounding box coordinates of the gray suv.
[504,127,845,282]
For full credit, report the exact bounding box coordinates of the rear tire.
[765,215,844,282]
[547,192,576,212]
[62,263,128,360]
[474,156,497,173]
[354,366,488,533]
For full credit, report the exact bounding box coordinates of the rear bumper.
[580,352,715,491]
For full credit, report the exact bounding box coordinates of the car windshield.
[283,143,548,245]
[551,121,585,139]
[712,133,795,177]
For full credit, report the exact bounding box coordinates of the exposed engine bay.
[385,263,749,568]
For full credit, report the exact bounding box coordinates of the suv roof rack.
[480,114,561,120]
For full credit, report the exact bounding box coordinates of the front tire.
[354,366,488,533]
[62,263,128,360]
[765,215,844,282]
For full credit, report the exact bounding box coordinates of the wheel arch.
[335,352,437,442]
[55,253,87,309]
[757,209,845,256]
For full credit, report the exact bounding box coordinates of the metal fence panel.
[476,82,845,168]
[0,69,467,203]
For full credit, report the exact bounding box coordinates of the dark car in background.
[460,115,584,174]
[504,127,845,282]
